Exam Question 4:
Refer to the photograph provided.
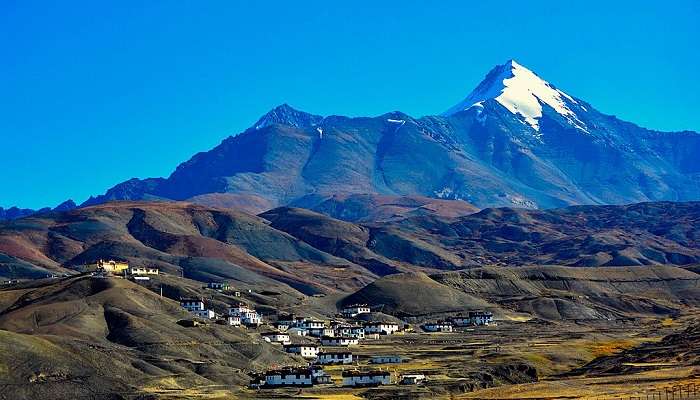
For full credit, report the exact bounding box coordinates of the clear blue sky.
[2,1,698,209]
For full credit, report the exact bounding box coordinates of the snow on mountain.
[76,61,700,212]
[444,59,587,132]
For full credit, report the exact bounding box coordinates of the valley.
[2,56,700,400]
[1,200,700,399]
[1,266,699,399]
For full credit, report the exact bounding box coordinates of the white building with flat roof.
[423,322,453,332]
[309,327,335,337]
[316,351,353,365]
[261,332,290,344]
[321,336,359,347]
[264,367,313,387]
[342,370,391,387]
[364,322,399,335]
[301,319,326,329]
[229,303,261,326]
[283,344,319,359]
[400,373,425,385]
[370,355,402,364]
[180,298,205,312]
[341,304,370,318]
[192,309,216,319]
[128,266,159,275]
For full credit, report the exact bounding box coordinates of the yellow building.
[84,259,129,274]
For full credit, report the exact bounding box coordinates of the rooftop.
[264,366,312,376]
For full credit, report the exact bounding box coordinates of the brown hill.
[343,265,700,321]
[341,272,494,317]
[0,201,375,293]
[369,201,700,268]
[0,275,295,399]
[2,201,700,292]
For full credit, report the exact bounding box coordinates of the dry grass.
[586,338,638,358]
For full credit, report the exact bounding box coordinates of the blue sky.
[2,1,699,209]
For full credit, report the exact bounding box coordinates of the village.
[72,259,497,391]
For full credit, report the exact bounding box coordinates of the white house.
[469,310,494,326]
[287,327,309,336]
[192,309,216,319]
[334,325,365,339]
[226,315,241,326]
[301,319,326,329]
[400,374,426,385]
[310,366,333,384]
[364,322,399,335]
[261,332,290,344]
[128,266,159,275]
[370,355,402,364]
[316,351,353,365]
[341,304,371,318]
[241,311,261,326]
[229,303,261,326]
[264,367,313,387]
[342,370,392,387]
[180,297,216,319]
[180,298,204,312]
[449,315,471,327]
[283,344,319,359]
[423,322,453,332]
[309,327,335,337]
[228,303,251,315]
[350,326,365,339]
[320,336,359,347]
[207,282,229,291]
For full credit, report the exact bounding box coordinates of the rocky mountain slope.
[76,60,699,212]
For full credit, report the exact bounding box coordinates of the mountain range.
[79,60,700,213]
[3,60,699,220]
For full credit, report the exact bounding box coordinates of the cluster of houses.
[179,298,262,327]
[272,314,401,342]
[252,306,419,389]
[269,316,402,363]
[422,311,494,332]
[252,306,495,388]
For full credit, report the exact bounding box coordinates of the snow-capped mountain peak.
[444,59,586,132]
